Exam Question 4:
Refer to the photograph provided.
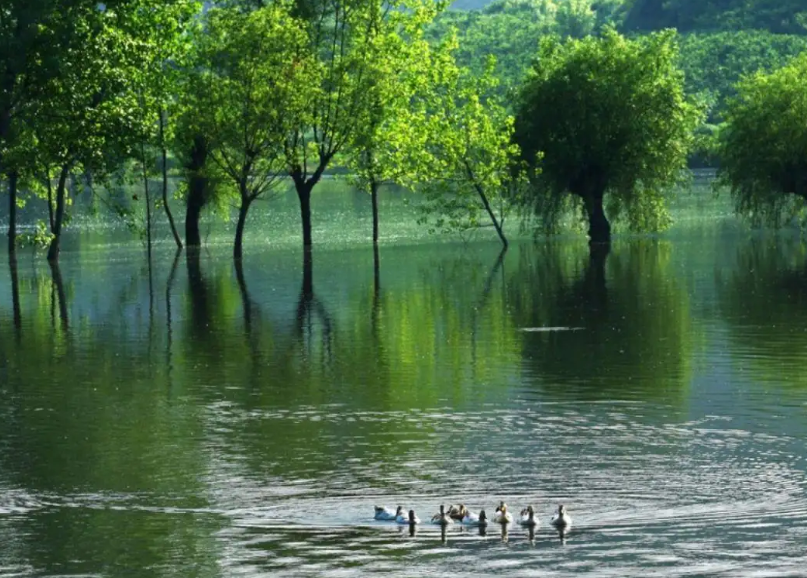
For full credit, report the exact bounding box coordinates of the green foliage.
[191,4,317,202]
[339,0,441,196]
[16,221,54,249]
[717,53,807,227]
[514,28,702,236]
[413,51,527,239]
[624,0,807,35]
[428,0,627,96]
[678,31,807,121]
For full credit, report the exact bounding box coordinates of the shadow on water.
[511,240,695,403]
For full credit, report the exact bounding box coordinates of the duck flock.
[374,502,572,530]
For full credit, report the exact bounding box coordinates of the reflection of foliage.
[718,237,807,388]
[510,240,695,401]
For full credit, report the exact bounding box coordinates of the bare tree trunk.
[7,171,18,255]
[140,143,153,263]
[463,160,508,249]
[185,135,208,248]
[291,167,325,249]
[47,163,71,262]
[370,176,380,245]
[159,108,182,249]
[45,168,55,231]
[234,190,252,261]
[583,191,611,245]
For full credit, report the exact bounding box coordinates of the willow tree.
[514,29,701,244]
[717,53,807,227]
[192,5,318,259]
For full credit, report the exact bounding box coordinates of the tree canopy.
[514,28,702,244]
[717,52,807,227]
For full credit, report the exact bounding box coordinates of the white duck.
[551,504,572,528]
[397,509,421,525]
[493,501,513,524]
[374,505,402,521]
[431,504,453,525]
[519,505,538,527]
[461,508,487,526]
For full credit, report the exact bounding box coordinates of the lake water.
[1,185,807,577]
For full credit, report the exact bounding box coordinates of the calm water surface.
[1,197,807,576]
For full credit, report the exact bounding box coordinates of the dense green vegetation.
[515,30,701,243]
[717,53,807,226]
[2,0,807,258]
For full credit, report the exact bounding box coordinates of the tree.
[341,1,438,245]
[122,0,201,252]
[191,5,317,259]
[514,28,701,244]
[678,31,807,122]
[28,5,145,262]
[717,53,807,226]
[623,0,807,35]
[283,0,438,249]
[415,49,527,248]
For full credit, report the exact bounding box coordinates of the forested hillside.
[434,0,807,130]
[450,0,807,35]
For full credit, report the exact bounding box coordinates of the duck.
[397,509,420,525]
[493,501,513,524]
[374,505,402,521]
[431,504,453,525]
[520,505,538,527]
[551,504,572,528]
[447,504,467,521]
[461,508,487,526]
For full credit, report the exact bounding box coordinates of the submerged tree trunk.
[463,160,508,249]
[46,169,55,232]
[160,109,182,249]
[296,180,313,248]
[185,135,209,248]
[370,176,380,245]
[291,166,326,249]
[47,163,72,262]
[234,193,252,261]
[140,143,153,263]
[8,171,18,255]
[583,191,611,245]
